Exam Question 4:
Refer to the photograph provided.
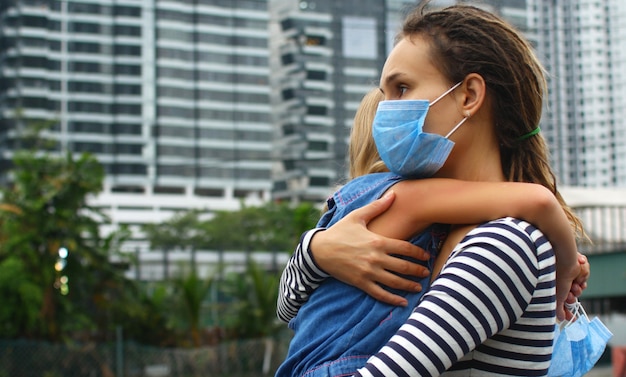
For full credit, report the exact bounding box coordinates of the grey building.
[268,0,388,202]
[527,0,626,187]
[0,0,273,247]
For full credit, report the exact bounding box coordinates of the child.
[276,87,585,377]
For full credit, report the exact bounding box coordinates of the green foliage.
[144,201,320,253]
[0,124,318,346]
[0,257,43,337]
[172,267,214,346]
[0,126,137,341]
[143,209,205,250]
[221,259,281,339]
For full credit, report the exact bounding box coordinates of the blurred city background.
[0,0,624,376]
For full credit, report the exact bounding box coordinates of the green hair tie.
[517,126,541,141]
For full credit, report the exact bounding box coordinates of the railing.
[0,334,292,377]
[562,186,626,255]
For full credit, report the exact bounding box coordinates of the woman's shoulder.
[473,217,544,240]
[458,217,552,257]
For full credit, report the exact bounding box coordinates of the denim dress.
[276,172,449,377]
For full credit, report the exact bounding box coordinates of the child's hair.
[401,2,585,237]
[321,89,387,214]
[348,88,387,179]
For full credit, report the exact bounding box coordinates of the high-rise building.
[268,0,387,202]
[268,0,532,203]
[527,0,626,187]
[0,0,272,247]
[4,0,622,250]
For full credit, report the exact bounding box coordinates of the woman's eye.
[398,86,408,97]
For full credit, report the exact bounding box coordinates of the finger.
[556,304,566,322]
[374,269,425,292]
[363,282,409,307]
[381,255,430,277]
[350,190,396,224]
[378,238,430,261]
[569,283,583,297]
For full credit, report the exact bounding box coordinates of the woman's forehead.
[379,37,441,85]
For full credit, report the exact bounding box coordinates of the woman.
[278,4,588,377]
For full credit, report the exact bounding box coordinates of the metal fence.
[0,333,292,377]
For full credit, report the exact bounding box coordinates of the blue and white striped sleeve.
[355,219,548,377]
[277,228,331,323]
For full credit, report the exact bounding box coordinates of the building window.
[307,105,327,116]
[306,35,326,46]
[308,140,328,151]
[113,103,141,115]
[281,53,295,65]
[109,163,146,175]
[114,25,141,37]
[115,64,141,76]
[74,142,105,154]
[114,44,141,56]
[112,123,142,135]
[114,5,141,18]
[281,88,295,100]
[310,176,330,187]
[115,84,141,95]
[306,70,326,81]
[69,42,101,54]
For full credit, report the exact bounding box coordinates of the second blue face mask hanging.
[372,82,467,178]
[548,300,613,377]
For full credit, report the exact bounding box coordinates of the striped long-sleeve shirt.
[278,217,556,376]
[277,227,329,324]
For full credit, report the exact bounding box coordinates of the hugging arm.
[277,179,588,322]
[276,192,429,323]
[355,219,553,377]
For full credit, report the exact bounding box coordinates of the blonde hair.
[321,89,387,213]
[348,89,387,179]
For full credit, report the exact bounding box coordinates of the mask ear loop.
[429,81,463,107]
[563,299,589,328]
[444,115,470,139]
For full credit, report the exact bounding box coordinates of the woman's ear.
[458,73,486,117]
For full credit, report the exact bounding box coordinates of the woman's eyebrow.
[380,72,408,91]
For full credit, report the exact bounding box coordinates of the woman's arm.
[355,219,553,377]
[276,193,430,322]
[279,179,586,322]
[317,178,582,319]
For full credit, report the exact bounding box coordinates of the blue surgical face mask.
[372,82,468,178]
[548,300,613,377]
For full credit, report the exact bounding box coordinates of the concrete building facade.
[527,0,626,187]
[0,0,272,248]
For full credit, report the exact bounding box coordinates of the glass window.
[114,44,141,56]
[114,25,141,37]
[113,103,141,115]
[308,140,328,151]
[69,42,101,54]
[114,5,141,18]
[112,123,142,135]
[114,84,141,95]
[115,64,141,76]
[307,105,327,116]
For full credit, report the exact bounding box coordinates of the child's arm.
[368,178,580,319]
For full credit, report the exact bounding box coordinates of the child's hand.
[559,253,590,321]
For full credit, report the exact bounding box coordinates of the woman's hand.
[557,253,590,321]
[309,191,430,307]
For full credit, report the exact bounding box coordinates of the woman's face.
[378,35,463,138]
